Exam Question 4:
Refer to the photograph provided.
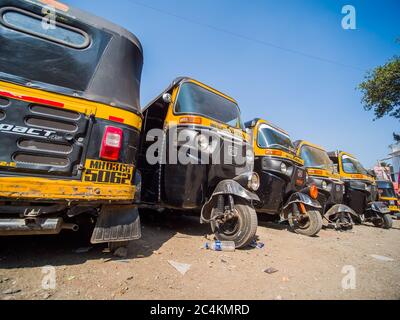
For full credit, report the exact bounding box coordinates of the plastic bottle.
[204,240,236,252]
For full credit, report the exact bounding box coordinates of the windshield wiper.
[268,144,295,153]
[308,164,330,169]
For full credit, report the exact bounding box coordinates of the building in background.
[390,142,400,194]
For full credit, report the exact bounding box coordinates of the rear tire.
[289,210,322,236]
[373,214,393,229]
[211,202,258,249]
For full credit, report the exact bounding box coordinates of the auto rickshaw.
[376,180,400,215]
[294,141,357,230]
[137,78,260,248]
[328,151,392,229]
[0,0,143,250]
[245,119,323,236]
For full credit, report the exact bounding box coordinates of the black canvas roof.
[0,0,143,112]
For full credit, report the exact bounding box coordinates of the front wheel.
[288,210,322,237]
[211,202,258,249]
[372,214,393,229]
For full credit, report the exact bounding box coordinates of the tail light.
[310,184,318,200]
[100,126,123,161]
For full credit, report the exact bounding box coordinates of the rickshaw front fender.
[200,180,259,223]
[283,192,322,210]
[366,201,390,216]
[281,192,321,220]
[324,204,358,220]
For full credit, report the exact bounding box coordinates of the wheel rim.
[217,209,242,236]
[293,214,311,230]
[373,218,384,227]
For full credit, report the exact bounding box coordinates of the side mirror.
[162,93,172,104]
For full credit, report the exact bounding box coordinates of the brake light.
[310,184,318,200]
[100,126,123,161]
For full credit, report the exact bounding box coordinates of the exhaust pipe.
[0,218,79,236]
[61,223,79,232]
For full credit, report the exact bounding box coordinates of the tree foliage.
[358,55,400,120]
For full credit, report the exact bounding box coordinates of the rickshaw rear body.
[0,0,143,243]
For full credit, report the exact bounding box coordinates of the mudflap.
[324,204,356,229]
[91,205,141,244]
[200,179,259,224]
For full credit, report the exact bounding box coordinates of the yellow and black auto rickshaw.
[137,78,260,248]
[328,151,392,229]
[376,180,400,215]
[294,141,357,230]
[0,0,143,250]
[245,119,323,236]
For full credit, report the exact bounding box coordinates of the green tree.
[358,40,399,142]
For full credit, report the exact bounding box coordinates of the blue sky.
[66,0,399,167]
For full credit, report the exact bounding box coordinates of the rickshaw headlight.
[248,172,260,191]
[280,162,287,174]
[321,181,328,190]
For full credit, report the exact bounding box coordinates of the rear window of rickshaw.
[0,7,111,92]
[174,82,243,129]
[1,8,89,48]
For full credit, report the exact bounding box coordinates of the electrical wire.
[131,1,364,71]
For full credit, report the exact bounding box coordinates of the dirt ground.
[0,213,399,300]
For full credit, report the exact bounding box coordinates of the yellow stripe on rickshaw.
[0,81,142,130]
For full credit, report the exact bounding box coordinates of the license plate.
[389,206,399,212]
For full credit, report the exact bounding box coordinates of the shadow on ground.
[0,210,210,269]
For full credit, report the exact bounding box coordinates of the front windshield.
[378,182,396,198]
[380,188,396,198]
[300,145,333,170]
[341,155,368,175]
[257,124,295,153]
[175,82,243,129]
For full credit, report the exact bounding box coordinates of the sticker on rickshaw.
[83,159,134,185]
[38,0,70,12]
[0,161,17,168]
[210,122,245,139]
